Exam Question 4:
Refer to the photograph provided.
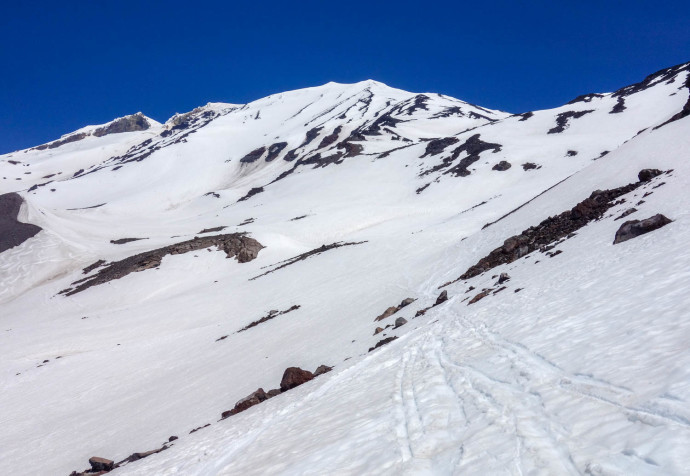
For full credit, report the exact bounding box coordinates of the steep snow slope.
[0,63,689,476]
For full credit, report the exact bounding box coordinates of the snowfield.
[1,63,689,475]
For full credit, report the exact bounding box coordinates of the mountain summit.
[1,62,689,475]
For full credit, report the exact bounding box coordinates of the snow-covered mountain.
[1,62,689,476]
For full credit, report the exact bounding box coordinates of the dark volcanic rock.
[434,290,448,306]
[445,134,502,177]
[222,388,269,418]
[0,193,42,253]
[492,161,512,171]
[548,110,594,134]
[110,237,147,245]
[613,214,672,244]
[368,336,398,352]
[399,297,415,308]
[638,169,663,182]
[468,289,492,305]
[89,457,114,472]
[496,272,510,284]
[92,113,151,137]
[280,367,314,391]
[238,187,264,202]
[522,162,540,171]
[421,137,459,157]
[314,365,333,377]
[240,147,266,163]
[457,170,667,280]
[318,126,342,149]
[265,142,288,162]
[394,317,408,328]
[374,306,399,322]
[61,233,263,296]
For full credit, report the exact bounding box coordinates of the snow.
[0,69,689,475]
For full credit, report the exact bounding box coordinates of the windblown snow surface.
[1,64,690,475]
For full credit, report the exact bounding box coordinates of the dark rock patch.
[566,150,578,157]
[93,113,151,137]
[394,317,408,328]
[265,142,288,162]
[421,137,459,157]
[280,367,314,391]
[492,160,511,171]
[221,388,269,419]
[237,305,301,333]
[445,134,502,177]
[0,193,42,253]
[548,110,594,134]
[238,187,264,202]
[336,140,364,157]
[251,241,366,280]
[199,226,227,234]
[314,365,332,377]
[238,218,255,226]
[61,233,263,296]
[468,289,492,305]
[522,162,540,171]
[82,260,107,274]
[189,423,210,434]
[517,112,534,121]
[566,93,604,105]
[614,208,637,220]
[496,272,510,284]
[434,290,448,306]
[613,214,672,244]
[240,147,266,163]
[33,132,88,151]
[318,126,342,149]
[638,169,663,182]
[110,237,147,245]
[89,457,114,472]
[290,215,308,221]
[369,336,398,352]
[456,169,665,280]
[374,297,415,321]
[610,97,627,114]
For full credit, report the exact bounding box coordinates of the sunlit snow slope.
[1,63,689,476]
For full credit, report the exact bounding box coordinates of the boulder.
[374,326,384,335]
[222,388,268,419]
[394,317,408,328]
[638,169,663,182]
[434,290,448,306]
[280,367,314,391]
[168,436,178,442]
[492,160,512,171]
[89,457,114,472]
[399,297,415,308]
[613,214,672,244]
[374,306,398,321]
[468,289,493,305]
[314,365,332,377]
[496,272,510,284]
[267,388,282,398]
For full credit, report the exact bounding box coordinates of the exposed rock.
[267,389,282,398]
[421,137,459,157]
[265,142,288,162]
[492,160,511,171]
[168,436,178,442]
[457,170,666,280]
[238,305,300,333]
[251,241,366,280]
[434,290,448,306]
[189,423,210,434]
[522,162,540,171]
[399,297,415,308]
[110,237,147,245]
[374,327,384,335]
[61,233,263,296]
[318,126,342,149]
[613,214,672,244]
[374,306,399,322]
[548,110,594,134]
[92,113,151,137]
[468,289,492,305]
[0,193,42,253]
[89,457,114,472]
[238,187,264,202]
[496,272,510,284]
[313,365,333,377]
[221,388,269,419]
[368,336,398,352]
[614,208,637,220]
[280,367,314,391]
[394,317,408,328]
[199,226,226,234]
[239,147,266,163]
[638,169,663,182]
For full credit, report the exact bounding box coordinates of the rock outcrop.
[0,193,42,253]
[613,214,672,244]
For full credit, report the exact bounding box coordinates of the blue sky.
[1,1,688,153]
